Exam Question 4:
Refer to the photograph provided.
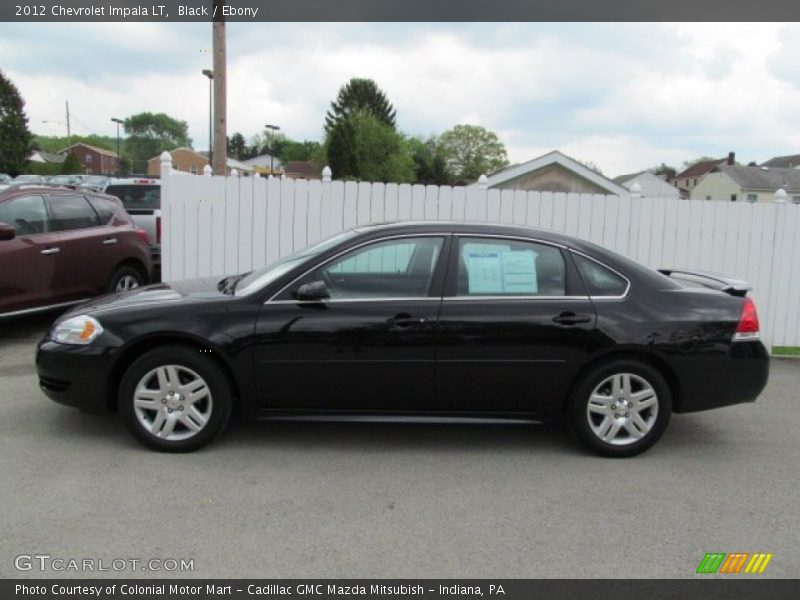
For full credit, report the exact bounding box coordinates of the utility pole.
[202,69,214,168]
[265,124,280,175]
[111,118,124,176]
[65,100,71,148]
[212,2,226,175]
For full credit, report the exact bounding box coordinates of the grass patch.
[772,346,800,356]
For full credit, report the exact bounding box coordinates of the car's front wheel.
[119,346,233,452]
[568,359,672,457]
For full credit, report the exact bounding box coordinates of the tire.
[108,265,144,293]
[119,345,233,452]
[568,359,672,458]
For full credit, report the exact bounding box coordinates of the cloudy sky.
[1,22,798,175]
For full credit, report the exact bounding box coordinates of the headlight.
[51,315,104,345]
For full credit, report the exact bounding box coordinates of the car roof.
[0,185,122,203]
[353,221,581,248]
[105,178,160,185]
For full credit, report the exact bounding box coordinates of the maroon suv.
[0,186,152,317]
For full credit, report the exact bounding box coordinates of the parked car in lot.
[46,174,83,188]
[36,222,769,455]
[11,174,44,185]
[102,178,161,278]
[0,174,11,183]
[79,175,109,192]
[0,186,152,318]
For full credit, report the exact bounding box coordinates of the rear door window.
[0,195,49,235]
[47,195,101,232]
[104,185,160,211]
[455,237,566,297]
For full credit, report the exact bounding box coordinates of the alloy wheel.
[116,275,140,291]
[586,372,659,446]
[133,365,213,441]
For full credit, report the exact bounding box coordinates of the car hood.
[64,276,231,317]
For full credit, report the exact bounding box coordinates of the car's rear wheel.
[119,346,233,452]
[568,359,672,457]
[108,265,144,293]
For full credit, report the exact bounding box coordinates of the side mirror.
[294,280,330,301]
[0,222,15,241]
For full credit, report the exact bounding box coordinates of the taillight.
[733,297,760,341]
[156,215,161,244]
[134,228,149,245]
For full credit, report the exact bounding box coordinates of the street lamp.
[202,69,214,167]
[264,124,280,175]
[111,118,124,176]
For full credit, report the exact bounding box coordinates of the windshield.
[105,184,160,210]
[233,230,358,296]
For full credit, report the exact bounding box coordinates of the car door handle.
[387,314,427,327]
[102,238,118,245]
[40,247,60,255]
[553,312,592,325]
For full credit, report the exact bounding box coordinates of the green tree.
[277,140,323,164]
[325,78,396,134]
[409,136,452,185]
[227,132,247,160]
[60,152,82,175]
[123,112,191,168]
[651,162,677,180]
[33,134,116,154]
[437,124,509,184]
[325,110,414,183]
[0,70,33,176]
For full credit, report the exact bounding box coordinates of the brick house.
[58,143,118,175]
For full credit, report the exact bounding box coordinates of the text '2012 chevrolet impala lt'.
[36,222,769,457]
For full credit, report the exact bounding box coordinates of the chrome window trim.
[444,295,589,302]
[266,233,450,303]
[569,249,631,300]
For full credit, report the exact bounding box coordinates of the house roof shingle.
[761,153,800,169]
[59,142,118,158]
[675,158,725,179]
[716,164,800,193]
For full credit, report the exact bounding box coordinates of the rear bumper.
[674,340,770,413]
[36,340,115,414]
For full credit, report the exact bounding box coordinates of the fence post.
[630,182,642,199]
[322,166,332,183]
[477,174,488,190]
[203,164,212,176]
[159,151,172,281]
[160,151,172,177]
[231,168,239,177]
[773,187,787,203]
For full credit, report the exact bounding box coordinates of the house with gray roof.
[761,153,800,169]
[691,164,800,204]
[612,171,679,199]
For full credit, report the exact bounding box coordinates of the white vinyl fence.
[160,156,800,349]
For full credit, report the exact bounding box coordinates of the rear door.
[435,235,597,414]
[46,193,111,299]
[0,194,59,314]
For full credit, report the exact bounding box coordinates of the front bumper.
[36,339,116,414]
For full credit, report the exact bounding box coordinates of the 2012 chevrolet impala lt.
[36,222,769,456]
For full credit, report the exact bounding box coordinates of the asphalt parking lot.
[1,313,798,579]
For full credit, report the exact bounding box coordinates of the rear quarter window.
[87,197,121,224]
[573,253,628,297]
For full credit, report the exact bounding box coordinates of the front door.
[253,235,449,412]
[436,235,596,414]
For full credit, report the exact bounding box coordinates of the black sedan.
[36,222,769,456]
